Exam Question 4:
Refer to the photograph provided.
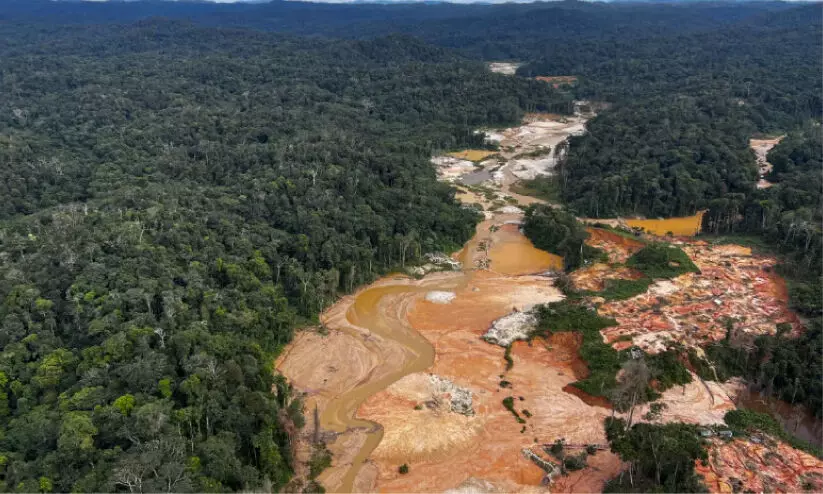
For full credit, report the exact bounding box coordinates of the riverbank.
[276,110,820,493]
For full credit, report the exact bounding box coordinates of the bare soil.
[750,137,784,190]
[277,115,812,493]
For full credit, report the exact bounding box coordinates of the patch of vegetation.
[309,446,333,480]
[533,302,620,397]
[398,464,409,475]
[687,349,718,382]
[502,396,526,424]
[549,439,565,458]
[646,351,692,390]
[510,176,561,203]
[563,453,588,471]
[604,417,708,492]
[592,277,654,301]
[724,410,823,458]
[642,402,668,422]
[304,480,326,494]
[504,344,514,371]
[572,243,698,301]
[534,299,692,410]
[523,204,605,271]
[626,243,699,279]
[695,321,822,419]
[522,409,532,418]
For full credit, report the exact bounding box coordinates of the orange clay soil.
[276,215,809,492]
[277,214,632,493]
[594,240,801,354]
[585,227,644,263]
[697,437,823,493]
[363,309,619,493]
[277,113,808,491]
[570,263,645,292]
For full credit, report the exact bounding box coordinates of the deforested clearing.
[488,61,521,75]
[447,149,497,162]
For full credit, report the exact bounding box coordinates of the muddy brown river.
[276,112,819,492]
[305,218,559,492]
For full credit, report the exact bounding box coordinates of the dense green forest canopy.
[0,1,820,492]
[2,0,798,60]
[0,22,569,492]
[531,9,822,220]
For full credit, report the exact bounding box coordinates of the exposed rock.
[498,205,523,214]
[406,263,440,276]
[444,477,502,494]
[483,311,537,347]
[649,279,679,296]
[424,252,462,271]
[425,291,457,304]
[522,448,556,474]
[510,156,555,180]
[430,375,475,416]
[431,156,476,182]
[407,266,426,276]
[487,62,521,76]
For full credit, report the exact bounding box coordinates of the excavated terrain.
[488,62,521,75]
[751,137,783,190]
[593,240,800,353]
[277,113,818,493]
[697,437,823,492]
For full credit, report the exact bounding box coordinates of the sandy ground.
[432,112,589,205]
[488,62,521,75]
[277,115,814,493]
[750,137,783,190]
[635,375,738,426]
[277,210,614,493]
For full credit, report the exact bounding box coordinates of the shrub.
[564,453,588,471]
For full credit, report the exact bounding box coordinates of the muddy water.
[625,211,706,237]
[322,284,446,492]
[735,390,823,448]
[316,224,558,492]
[447,149,496,161]
[487,224,563,274]
[459,168,493,186]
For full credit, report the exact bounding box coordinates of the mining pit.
[488,62,522,75]
[276,112,820,493]
[750,136,784,190]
